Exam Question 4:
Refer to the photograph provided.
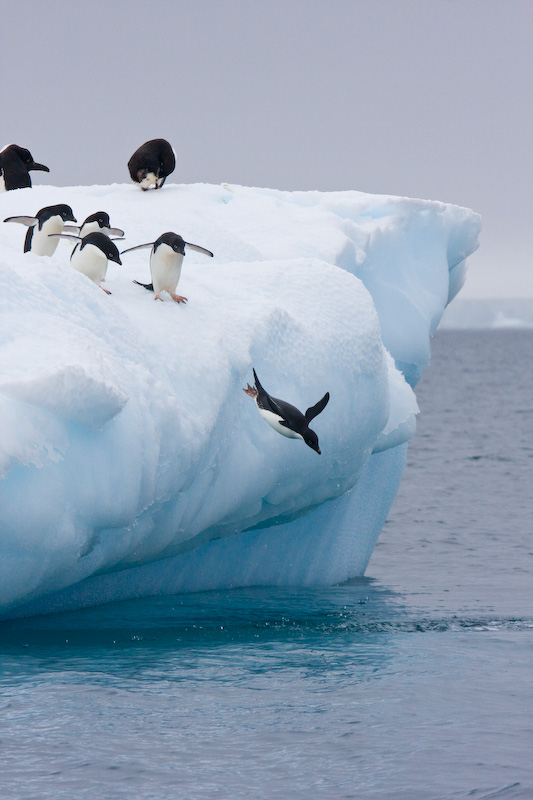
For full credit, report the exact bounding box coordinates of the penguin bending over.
[121,232,213,303]
[0,144,49,191]
[50,231,123,294]
[63,211,124,239]
[4,204,77,256]
[244,369,330,454]
[127,139,175,190]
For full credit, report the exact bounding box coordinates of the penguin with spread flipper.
[4,204,77,256]
[244,369,329,454]
[63,211,124,239]
[49,231,123,294]
[121,232,213,303]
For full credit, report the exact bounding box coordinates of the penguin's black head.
[7,144,49,173]
[82,232,122,265]
[83,211,111,227]
[36,204,77,227]
[157,232,186,255]
[303,429,321,455]
[57,204,77,222]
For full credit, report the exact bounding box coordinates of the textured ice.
[0,182,480,616]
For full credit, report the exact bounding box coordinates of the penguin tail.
[133,280,154,292]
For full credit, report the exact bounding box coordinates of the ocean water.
[0,330,531,800]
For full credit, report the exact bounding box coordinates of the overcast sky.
[2,0,531,298]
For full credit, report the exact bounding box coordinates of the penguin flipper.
[185,242,214,258]
[121,243,154,254]
[62,225,80,233]
[4,215,38,227]
[48,233,82,242]
[24,227,33,253]
[106,227,125,237]
[133,280,154,292]
[305,392,330,423]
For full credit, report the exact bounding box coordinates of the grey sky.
[2,0,531,298]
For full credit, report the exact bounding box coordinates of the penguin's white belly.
[139,171,157,189]
[78,221,100,237]
[258,408,302,439]
[32,216,64,256]
[71,245,108,285]
[0,174,5,193]
[151,250,183,294]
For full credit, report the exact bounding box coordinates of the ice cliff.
[0,183,480,617]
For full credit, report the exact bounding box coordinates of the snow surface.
[0,182,480,616]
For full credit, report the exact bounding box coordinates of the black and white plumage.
[0,144,50,191]
[121,232,213,303]
[3,204,77,256]
[63,211,124,239]
[49,231,123,294]
[127,139,176,190]
[244,369,330,455]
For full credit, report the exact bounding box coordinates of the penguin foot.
[243,384,258,400]
[154,294,164,302]
[170,293,187,304]
[101,287,112,295]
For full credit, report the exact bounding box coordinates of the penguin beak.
[29,162,50,172]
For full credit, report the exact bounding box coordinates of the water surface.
[1,330,532,800]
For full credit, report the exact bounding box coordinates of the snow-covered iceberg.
[0,183,480,617]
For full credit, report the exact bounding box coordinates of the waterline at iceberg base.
[0,183,480,618]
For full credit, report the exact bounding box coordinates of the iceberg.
[0,182,480,617]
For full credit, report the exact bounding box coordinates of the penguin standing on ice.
[3,204,77,256]
[244,369,330,455]
[49,231,123,294]
[0,144,50,191]
[127,139,176,190]
[64,211,125,239]
[121,232,213,303]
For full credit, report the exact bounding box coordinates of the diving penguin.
[244,369,330,455]
[127,139,176,190]
[121,232,213,303]
[63,211,125,239]
[49,231,123,294]
[0,144,50,191]
[3,204,77,256]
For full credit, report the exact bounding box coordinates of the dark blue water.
[1,330,532,800]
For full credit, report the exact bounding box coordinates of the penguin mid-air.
[0,144,50,191]
[63,211,125,239]
[50,231,123,294]
[244,369,330,455]
[3,204,77,256]
[127,139,175,190]
[121,232,213,303]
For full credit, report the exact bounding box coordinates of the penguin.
[121,232,213,303]
[127,139,175,190]
[3,204,77,256]
[0,144,50,191]
[244,369,330,455]
[49,231,123,294]
[63,211,125,239]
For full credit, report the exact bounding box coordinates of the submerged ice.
[0,183,480,616]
